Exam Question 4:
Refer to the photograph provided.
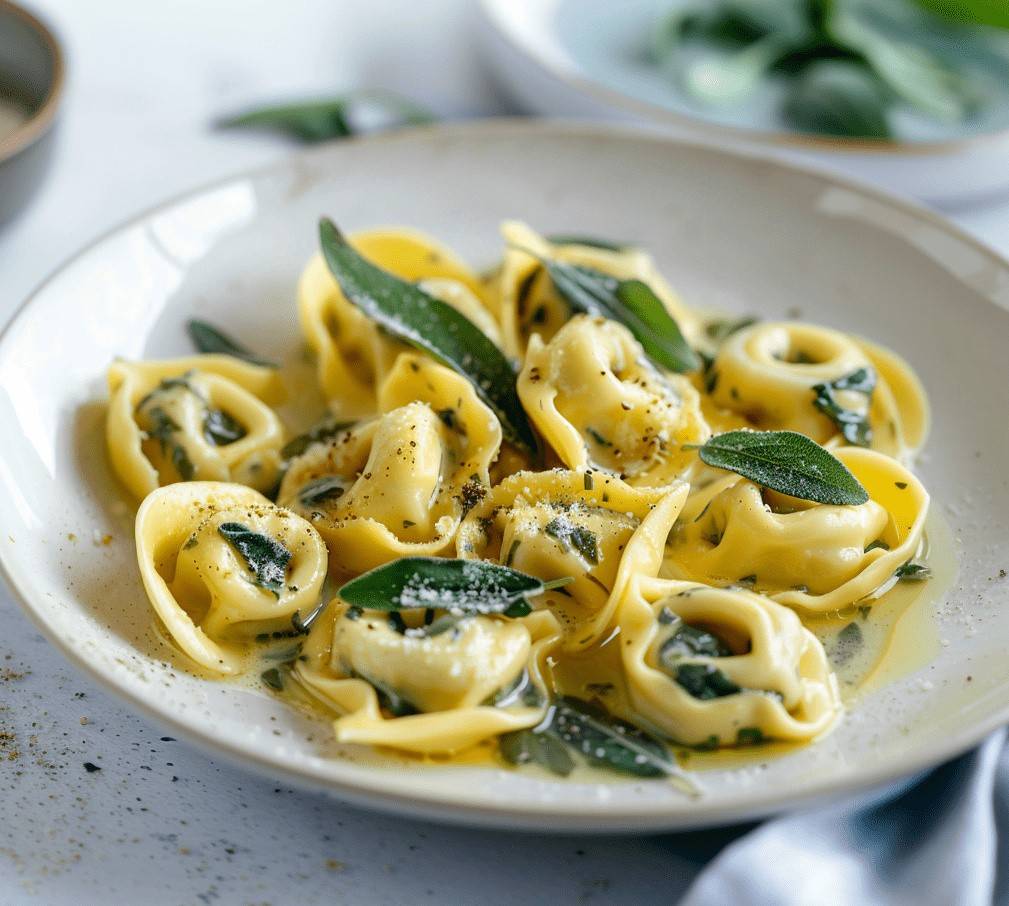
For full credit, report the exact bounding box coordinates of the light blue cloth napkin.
[675,730,1008,906]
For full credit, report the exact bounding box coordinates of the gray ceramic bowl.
[0,0,63,225]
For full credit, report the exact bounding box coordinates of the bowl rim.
[0,0,65,162]
[480,0,1009,157]
[3,118,1009,831]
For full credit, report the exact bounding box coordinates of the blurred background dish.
[479,0,1009,206]
[0,0,62,225]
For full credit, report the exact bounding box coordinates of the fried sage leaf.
[187,319,276,367]
[697,429,869,506]
[320,219,537,452]
[539,259,700,373]
[337,557,571,619]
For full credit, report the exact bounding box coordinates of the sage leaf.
[812,366,876,446]
[298,476,347,507]
[320,219,537,452]
[783,60,892,139]
[187,320,276,367]
[704,316,758,344]
[217,91,434,143]
[547,698,680,779]
[674,663,741,700]
[281,415,356,460]
[895,561,931,581]
[218,522,292,595]
[337,557,571,618]
[261,667,284,691]
[544,516,599,565]
[660,621,733,665]
[829,621,864,668]
[203,407,246,446]
[545,235,628,251]
[698,429,869,505]
[539,259,700,373]
[499,727,576,777]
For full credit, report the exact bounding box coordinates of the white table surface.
[3,2,1009,903]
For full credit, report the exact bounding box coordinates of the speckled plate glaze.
[1,121,1007,833]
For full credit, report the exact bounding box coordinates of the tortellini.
[498,221,699,359]
[664,447,929,612]
[135,482,328,675]
[279,353,502,573]
[618,577,840,746]
[107,356,285,499]
[519,315,710,485]
[707,321,928,459]
[294,606,560,754]
[457,469,688,651]
[298,228,498,416]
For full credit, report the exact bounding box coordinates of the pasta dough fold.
[664,447,929,612]
[619,577,840,746]
[457,469,688,651]
[708,321,928,458]
[107,357,284,499]
[279,353,502,572]
[135,482,328,674]
[519,314,709,485]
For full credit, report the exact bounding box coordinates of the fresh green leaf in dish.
[187,319,276,368]
[811,366,877,446]
[783,60,892,138]
[281,415,357,460]
[217,522,292,596]
[337,557,572,619]
[217,91,435,143]
[319,218,538,452]
[697,429,870,505]
[545,235,629,251]
[651,0,1009,140]
[536,258,699,373]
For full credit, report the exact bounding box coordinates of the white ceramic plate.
[2,121,1008,833]
[479,0,1009,205]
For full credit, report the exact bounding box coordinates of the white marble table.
[3,2,1009,902]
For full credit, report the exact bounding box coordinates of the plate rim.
[479,0,1009,157]
[2,117,1009,832]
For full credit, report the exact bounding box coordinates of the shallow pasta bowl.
[1,120,1007,832]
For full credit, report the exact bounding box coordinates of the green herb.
[698,430,869,505]
[217,523,292,595]
[141,405,196,481]
[281,416,356,459]
[502,698,685,780]
[660,622,733,665]
[298,476,347,507]
[811,367,877,446]
[538,259,699,373]
[545,235,628,251]
[261,668,284,691]
[320,219,537,453]
[919,0,1009,28]
[217,91,434,143]
[736,727,765,746]
[544,516,600,565]
[704,316,758,344]
[583,472,594,491]
[203,407,247,446]
[864,539,890,553]
[337,557,572,619]
[830,621,864,667]
[784,60,892,138]
[586,427,612,448]
[652,0,1009,140]
[186,319,275,367]
[499,727,576,777]
[674,663,741,700]
[895,561,932,581]
[290,597,330,636]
